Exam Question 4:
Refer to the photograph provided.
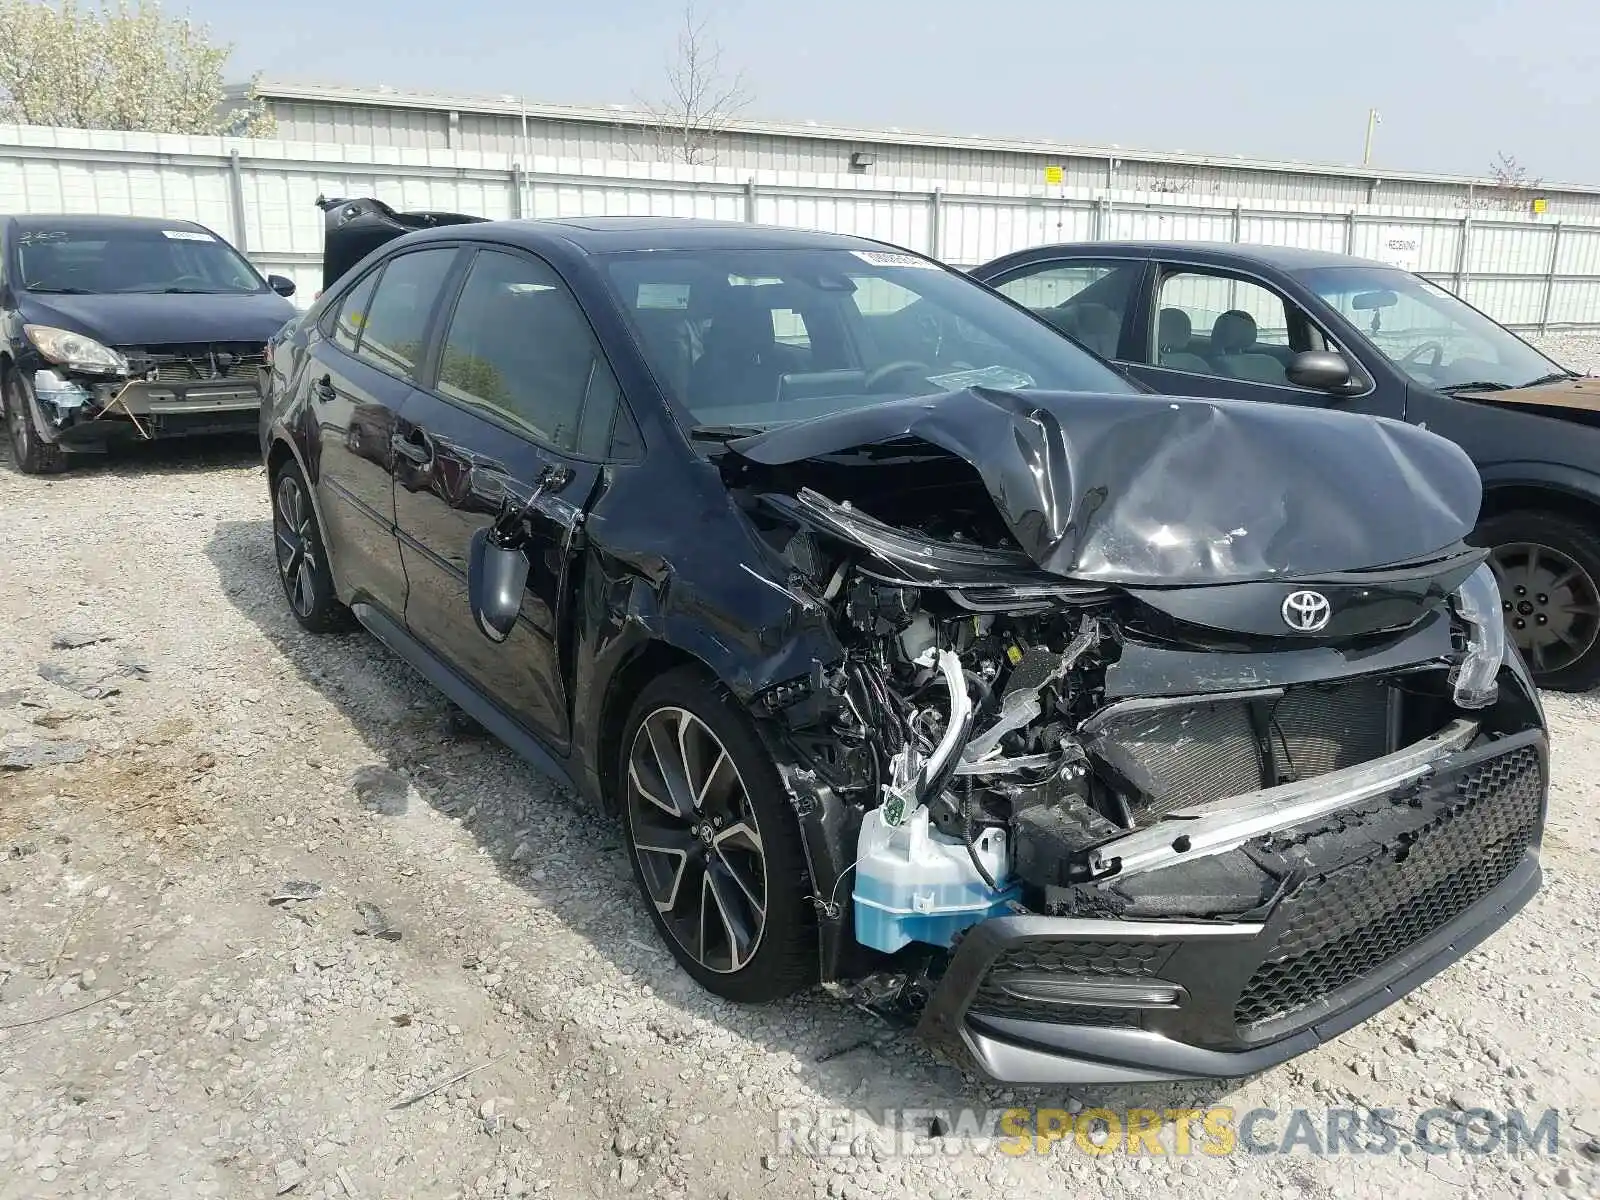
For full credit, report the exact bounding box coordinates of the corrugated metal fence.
[2,124,1598,330]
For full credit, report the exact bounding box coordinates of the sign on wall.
[1376,226,1422,270]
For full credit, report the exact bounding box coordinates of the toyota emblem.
[1281,590,1332,633]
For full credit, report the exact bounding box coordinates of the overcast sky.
[204,0,1600,182]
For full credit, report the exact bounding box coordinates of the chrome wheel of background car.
[273,473,319,619]
[1488,541,1600,675]
[625,705,767,974]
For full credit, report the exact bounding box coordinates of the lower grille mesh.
[1234,746,1542,1031]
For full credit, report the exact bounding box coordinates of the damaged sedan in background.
[1,213,299,473]
[262,203,1548,1084]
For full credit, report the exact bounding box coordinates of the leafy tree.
[0,1,273,135]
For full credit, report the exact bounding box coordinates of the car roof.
[5,213,213,232]
[1006,240,1390,272]
[406,216,905,256]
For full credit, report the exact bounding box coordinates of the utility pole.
[1363,108,1382,166]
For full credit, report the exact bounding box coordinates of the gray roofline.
[224,77,1600,198]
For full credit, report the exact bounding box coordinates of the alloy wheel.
[273,473,319,619]
[625,706,768,974]
[1488,541,1600,675]
[5,381,28,461]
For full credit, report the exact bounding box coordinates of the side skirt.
[350,601,584,797]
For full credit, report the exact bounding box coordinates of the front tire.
[1477,509,1600,691]
[4,372,66,475]
[618,668,817,1003]
[271,460,351,634]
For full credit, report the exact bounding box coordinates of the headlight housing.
[23,325,128,375]
[1449,562,1506,709]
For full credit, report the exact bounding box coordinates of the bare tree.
[639,2,750,165]
[1469,151,1544,212]
[0,1,273,136]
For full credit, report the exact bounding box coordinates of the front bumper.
[915,726,1546,1083]
[28,372,262,449]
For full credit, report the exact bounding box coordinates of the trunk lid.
[318,196,486,292]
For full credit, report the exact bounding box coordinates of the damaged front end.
[14,328,268,450]
[728,388,1547,1084]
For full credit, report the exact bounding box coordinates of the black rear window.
[12,222,265,296]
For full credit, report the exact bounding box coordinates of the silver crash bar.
[1088,719,1479,880]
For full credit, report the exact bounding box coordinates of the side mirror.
[467,526,529,643]
[1287,350,1352,392]
[267,274,297,298]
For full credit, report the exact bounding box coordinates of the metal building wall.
[2,123,1598,336]
[259,92,1600,221]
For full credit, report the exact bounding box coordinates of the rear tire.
[270,459,352,634]
[4,372,66,475]
[1475,509,1600,691]
[617,667,817,1003]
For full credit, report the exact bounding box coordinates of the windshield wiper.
[1519,370,1582,388]
[1437,381,1513,395]
[154,287,225,294]
[689,423,767,441]
[24,285,92,295]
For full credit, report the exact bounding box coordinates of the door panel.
[309,247,460,617]
[1123,357,1338,407]
[393,393,595,748]
[393,246,621,749]
[307,340,412,617]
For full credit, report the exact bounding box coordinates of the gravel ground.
[1,336,1598,1200]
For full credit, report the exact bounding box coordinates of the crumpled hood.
[728,388,1483,586]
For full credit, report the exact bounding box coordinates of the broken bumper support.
[915,725,1546,1083]
[27,369,263,448]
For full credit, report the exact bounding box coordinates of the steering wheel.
[864,360,931,392]
[1399,341,1445,369]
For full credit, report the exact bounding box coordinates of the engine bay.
[725,437,1524,983]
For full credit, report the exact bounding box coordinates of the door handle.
[313,374,336,403]
[390,428,433,466]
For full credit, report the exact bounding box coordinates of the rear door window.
[352,248,458,379]
[990,259,1142,358]
[1146,269,1294,384]
[329,268,380,355]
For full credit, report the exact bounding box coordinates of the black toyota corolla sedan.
[259,198,1547,1084]
[970,241,1600,691]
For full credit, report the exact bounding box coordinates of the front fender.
[570,546,853,980]
[574,561,842,775]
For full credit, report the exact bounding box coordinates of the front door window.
[1150,271,1293,384]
